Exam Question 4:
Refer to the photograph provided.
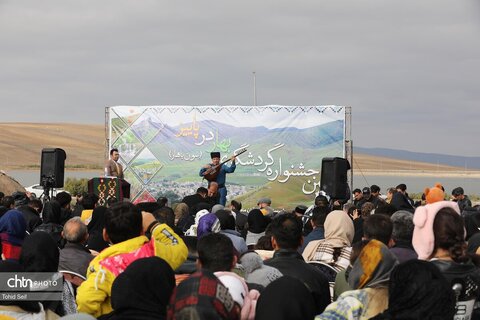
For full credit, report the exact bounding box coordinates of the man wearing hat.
[199,152,236,206]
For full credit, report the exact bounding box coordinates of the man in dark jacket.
[452,187,472,212]
[17,198,43,233]
[59,217,94,277]
[265,213,330,314]
[181,187,209,216]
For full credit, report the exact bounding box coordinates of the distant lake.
[8,170,101,187]
[7,170,480,196]
[352,174,480,195]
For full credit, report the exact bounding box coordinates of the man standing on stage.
[199,152,236,206]
[105,148,124,179]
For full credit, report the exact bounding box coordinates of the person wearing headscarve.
[197,213,221,238]
[86,205,109,252]
[412,200,480,319]
[173,203,189,226]
[184,209,210,237]
[303,210,355,272]
[316,239,399,320]
[245,209,271,247]
[0,209,27,261]
[20,231,77,316]
[167,269,240,319]
[256,276,317,320]
[0,260,60,319]
[105,257,176,320]
[370,259,456,320]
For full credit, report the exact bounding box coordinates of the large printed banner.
[107,106,347,208]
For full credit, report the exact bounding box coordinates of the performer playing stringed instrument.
[199,151,236,206]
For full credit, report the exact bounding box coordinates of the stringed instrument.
[202,148,247,182]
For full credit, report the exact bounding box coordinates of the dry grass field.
[0,122,477,175]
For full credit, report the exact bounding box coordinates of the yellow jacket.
[76,223,187,318]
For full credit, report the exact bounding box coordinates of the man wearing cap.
[451,187,472,212]
[258,198,274,217]
[199,152,236,206]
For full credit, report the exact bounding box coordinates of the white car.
[24,184,67,199]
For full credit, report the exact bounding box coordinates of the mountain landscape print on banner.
[108,105,347,206]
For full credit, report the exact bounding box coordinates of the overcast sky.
[1,1,479,156]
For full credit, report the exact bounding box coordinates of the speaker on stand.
[40,148,67,201]
[320,157,351,200]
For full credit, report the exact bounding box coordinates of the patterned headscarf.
[167,270,240,320]
[348,239,399,289]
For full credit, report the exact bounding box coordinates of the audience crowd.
[0,182,479,319]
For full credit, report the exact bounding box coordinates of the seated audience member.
[0,195,14,216]
[173,203,189,226]
[316,239,399,320]
[20,231,77,316]
[17,198,43,233]
[0,260,59,319]
[86,205,110,252]
[197,212,221,238]
[245,209,271,247]
[34,200,65,248]
[153,206,184,236]
[363,214,393,246]
[59,217,94,277]
[214,271,259,320]
[412,201,480,319]
[136,201,162,216]
[0,209,27,261]
[351,202,374,244]
[184,209,210,237]
[230,200,247,236]
[265,213,330,314]
[257,197,274,217]
[370,260,455,320]
[333,239,370,300]
[167,270,240,319]
[108,257,175,320]
[175,236,198,276]
[181,187,209,216]
[196,233,236,272]
[256,276,317,320]
[80,193,99,225]
[239,251,283,289]
[373,203,397,217]
[468,232,480,255]
[451,186,472,212]
[157,196,168,208]
[76,202,187,318]
[463,205,480,240]
[391,185,414,213]
[389,210,417,263]
[370,184,386,208]
[175,204,196,234]
[303,210,354,272]
[215,209,248,254]
[385,187,396,204]
[55,191,74,225]
[300,206,328,253]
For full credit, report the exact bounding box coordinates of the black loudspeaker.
[40,148,67,188]
[321,157,350,199]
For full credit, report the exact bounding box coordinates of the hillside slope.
[0,122,476,174]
